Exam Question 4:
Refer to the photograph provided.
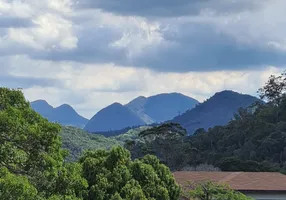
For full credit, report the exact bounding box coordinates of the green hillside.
[126,71,286,173]
[61,125,151,161]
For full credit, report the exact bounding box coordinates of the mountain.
[172,90,261,134]
[31,100,88,128]
[126,92,199,123]
[84,93,198,133]
[125,96,154,124]
[84,103,146,132]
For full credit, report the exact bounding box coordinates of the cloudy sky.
[1,0,285,118]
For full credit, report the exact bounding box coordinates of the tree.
[0,88,86,199]
[127,123,188,170]
[79,146,181,200]
[0,167,38,200]
[185,181,252,200]
[0,88,181,199]
[258,71,286,105]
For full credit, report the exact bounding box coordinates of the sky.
[0,0,285,119]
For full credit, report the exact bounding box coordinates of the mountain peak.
[31,99,50,106]
[110,102,123,106]
[214,90,241,96]
[84,102,145,132]
[126,96,146,105]
[104,102,124,110]
[172,91,260,134]
[56,103,75,111]
[31,100,88,128]
[31,99,53,112]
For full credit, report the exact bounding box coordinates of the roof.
[173,171,286,192]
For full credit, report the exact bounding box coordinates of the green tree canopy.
[79,146,181,200]
[0,167,37,200]
[0,88,87,199]
[258,70,286,105]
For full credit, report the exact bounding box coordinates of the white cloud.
[7,55,281,118]
[1,0,286,120]
[0,0,33,18]
[199,0,286,51]
[7,13,77,50]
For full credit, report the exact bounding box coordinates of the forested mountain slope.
[172,90,261,134]
[126,72,286,172]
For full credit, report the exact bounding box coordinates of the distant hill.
[61,125,149,161]
[31,100,88,128]
[126,92,199,123]
[85,93,198,133]
[84,103,146,132]
[172,90,261,134]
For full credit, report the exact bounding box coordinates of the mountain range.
[30,90,261,135]
[31,100,88,128]
[85,93,199,132]
[126,93,199,123]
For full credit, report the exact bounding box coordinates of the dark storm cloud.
[133,24,286,72]
[2,0,284,73]
[0,75,62,89]
[30,21,286,73]
[31,25,126,63]
[0,17,34,28]
[75,0,264,17]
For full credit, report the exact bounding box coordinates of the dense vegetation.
[0,88,180,199]
[61,126,150,161]
[172,90,260,134]
[126,71,286,173]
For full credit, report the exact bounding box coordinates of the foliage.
[61,126,120,161]
[61,126,150,161]
[79,146,181,200]
[0,88,87,199]
[126,123,189,170]
[258,70,286,104]
[180,164,220,172]
[0,88,180,200]
[0,167,38,200]
[126,71,286,172]
[185,181,252,200]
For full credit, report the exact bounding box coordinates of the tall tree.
[0,88,87,199]
[258,71,286,105]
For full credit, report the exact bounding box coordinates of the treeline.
[126,71,286,173]
[0,87,250,200]
[0,88,181,199]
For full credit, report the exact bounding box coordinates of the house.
[173,171,286,200]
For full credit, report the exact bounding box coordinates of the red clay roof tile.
[173,171,286,191]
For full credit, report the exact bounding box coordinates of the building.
[173,171,286,200]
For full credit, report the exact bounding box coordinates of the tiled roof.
[173,171,286,192]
